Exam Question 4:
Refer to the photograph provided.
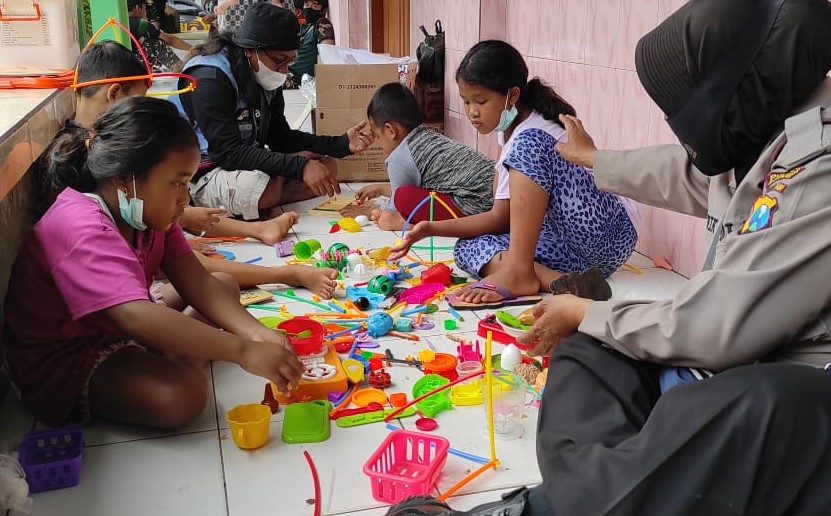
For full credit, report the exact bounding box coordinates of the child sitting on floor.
[41,41,336,297]
[342,82,495,231]
[4,97,302,429]
[390,40,638,306]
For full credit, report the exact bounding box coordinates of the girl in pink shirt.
[3,97,302,428]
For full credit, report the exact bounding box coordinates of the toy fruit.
[367,275,394,296]
[338,217,362,232]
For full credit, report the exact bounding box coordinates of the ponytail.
[36,97,198,217]
[457,40,576,122]
[524,78,576,122]
[35,122,95,218]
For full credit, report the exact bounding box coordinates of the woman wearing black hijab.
[386,0,831,515]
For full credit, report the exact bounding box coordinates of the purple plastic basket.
[19,427,84,493]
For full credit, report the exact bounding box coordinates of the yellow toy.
[338,217,362,233]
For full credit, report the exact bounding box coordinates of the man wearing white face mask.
[171,3,372,220]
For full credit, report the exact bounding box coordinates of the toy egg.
[355,214,370,226]
[500,344,522,372]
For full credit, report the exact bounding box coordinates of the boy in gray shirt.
[343,83,494,230]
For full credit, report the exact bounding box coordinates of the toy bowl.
[277,318,326,356]
[494,307,534,339]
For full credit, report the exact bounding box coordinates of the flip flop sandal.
[447,281,542,311]
[549,267,612,301]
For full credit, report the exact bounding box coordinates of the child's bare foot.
[254,212,299,245]
[281,265,338,299]
[374,210,405,231]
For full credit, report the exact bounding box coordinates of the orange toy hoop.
[71,17,197,97]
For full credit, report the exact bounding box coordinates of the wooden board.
[307,196,357,217]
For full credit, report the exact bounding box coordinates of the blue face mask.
[494,93,518,133]
[117,175,148,231]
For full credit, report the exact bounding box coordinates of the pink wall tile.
[529,0,557,59]
[505,0,536,56]
[555,0,588,63]
[657,0,688,21]
[613,0,658,71]
[582,65,615,148]
[646,99,678,145]
[553,61,588,118]
[444,49,464,114]
[480,0,507,41]
[609,70,651,149]
[529,57,559,88]
[583,0,620,68]
[445,109,479,148]
[444,0,480,51]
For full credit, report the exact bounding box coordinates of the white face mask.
[252,50,288,91]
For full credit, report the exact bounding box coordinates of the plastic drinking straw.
[383,370,485,422]
[429,194,435,263]
[484,331,497,466]
[244,256,262,264]
[303,451,321,516]
[437,460,498,501]
[447,306,464,321]
[324,326,361,339]
[247,305,284,313]
[272,291,332,311]
[386,302,407,316]
[327,301,347,314]
[384,424,489,464]
[401,305,431,317]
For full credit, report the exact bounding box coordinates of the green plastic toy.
[412,374,452,418]
[335,407,416,428]
[281,400,332,444]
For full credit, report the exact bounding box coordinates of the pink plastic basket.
[362,430,450,503]
[19,427,84,493]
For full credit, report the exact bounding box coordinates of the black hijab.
[636,0,831,182]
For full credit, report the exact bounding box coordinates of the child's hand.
[555,114,598,168]
[181,206,226,235]
[388,221,431,261]
[238,335,303,394]
[354,184,385,204]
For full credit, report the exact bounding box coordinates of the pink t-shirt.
[4,188,193,345]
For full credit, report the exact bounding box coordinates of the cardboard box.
[313,107,388,181]
[315,61,417,109]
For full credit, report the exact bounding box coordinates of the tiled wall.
[407,0,706,278]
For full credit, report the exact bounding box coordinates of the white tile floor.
[0,181,690,516]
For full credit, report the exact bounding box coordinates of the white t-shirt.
[494,112,566,200]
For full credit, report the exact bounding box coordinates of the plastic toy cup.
[293,239,321,260]
[456,361,483,385]
[226,404,271,450]
[484,373,527,440]
[277,318,325,356]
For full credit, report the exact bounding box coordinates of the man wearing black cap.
[288,0,334,81]
[386,0,831,515]
[172,2,370,220]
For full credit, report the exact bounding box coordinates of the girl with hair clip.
[3,97,302,429]
[391,40,638,306]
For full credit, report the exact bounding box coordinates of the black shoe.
[549,267,612,301]
[385,487,530,516]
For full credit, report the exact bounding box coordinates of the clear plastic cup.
[483,372,527,440]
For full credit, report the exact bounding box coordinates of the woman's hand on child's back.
[388,221,431,261]
[555,115,598,168]
[238,332,303,394]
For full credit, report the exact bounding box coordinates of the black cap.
[232,2,300,50]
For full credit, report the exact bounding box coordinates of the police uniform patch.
[740,195,779,235]
[766,166,804,189]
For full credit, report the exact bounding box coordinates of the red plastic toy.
[420,263,452,286]
[368,369,392,389]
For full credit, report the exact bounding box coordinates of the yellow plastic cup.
[226,404,271,450]
[293,239,322,260]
